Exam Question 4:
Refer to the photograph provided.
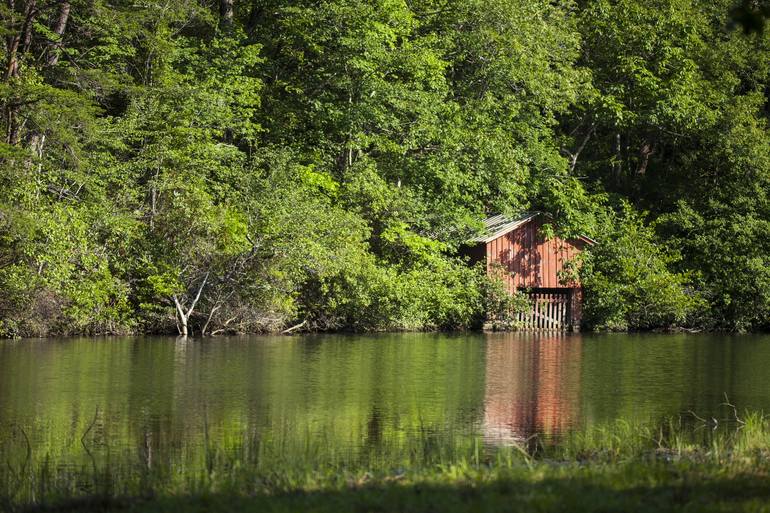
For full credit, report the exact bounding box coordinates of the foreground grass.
[6,413,770,512]
[30,463,770,513]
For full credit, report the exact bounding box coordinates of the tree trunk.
[636,141,655,176]
[220,0,233,26]
[201,304,220,336]
[5,0,38,80]
[6,107,20,145]
[4,18,20,81]
[4,0,37,145]
[20,0,36,53]
[172,272,209,338]
[24,132,44,173]
[173,295,189,337]
[46,0,71,66]
[614,132,622,186]
[180,317,188,337]
[246,5,262,36]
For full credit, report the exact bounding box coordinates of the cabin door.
[517,288,572,330]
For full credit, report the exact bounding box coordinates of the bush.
[483,263,532,328]
[580,204,704,331]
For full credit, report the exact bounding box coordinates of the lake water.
[1,332,769,493]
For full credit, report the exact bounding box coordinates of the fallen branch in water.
[721,393,746,426]
[282,320,307,334]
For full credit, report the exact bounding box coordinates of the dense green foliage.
[1,0,769,335]
[579,204,703,330]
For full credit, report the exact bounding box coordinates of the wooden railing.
[516,290,571,330]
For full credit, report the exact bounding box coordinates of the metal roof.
[468,212,597,245]
[468,212,540,243]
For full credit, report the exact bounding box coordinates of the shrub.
[580,203,704,330]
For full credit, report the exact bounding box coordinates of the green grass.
[5,413,770,512]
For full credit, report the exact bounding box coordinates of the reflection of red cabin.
[464,213,595,330]
[483,333,582,444]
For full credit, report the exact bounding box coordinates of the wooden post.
[569,288,583,331]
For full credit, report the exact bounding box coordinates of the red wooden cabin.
[464,212,595,330]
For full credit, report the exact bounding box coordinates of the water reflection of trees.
[0,335,488,486]
[483,333,582,445]
[7,332,770,500]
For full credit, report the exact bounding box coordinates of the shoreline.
[0,327,762,342]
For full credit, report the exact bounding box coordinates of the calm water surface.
[1,332,769,475]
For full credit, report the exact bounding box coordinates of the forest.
[1,0,769,337]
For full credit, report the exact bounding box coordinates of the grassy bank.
[4,413,770,513]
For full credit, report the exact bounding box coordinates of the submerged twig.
[721,393,745,425]
[81,407,100,491]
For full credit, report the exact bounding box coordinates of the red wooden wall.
[485,216,586,293]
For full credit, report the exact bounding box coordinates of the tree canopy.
[1,0,768,336]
